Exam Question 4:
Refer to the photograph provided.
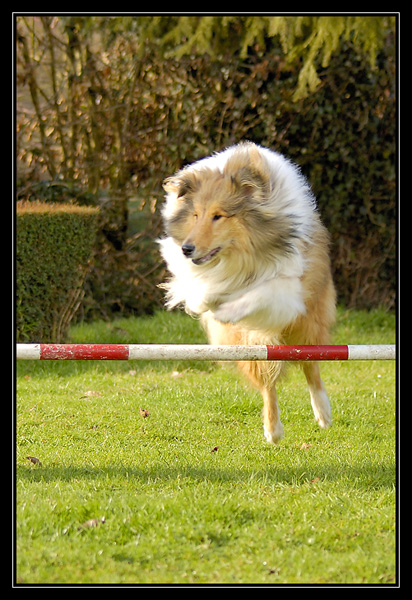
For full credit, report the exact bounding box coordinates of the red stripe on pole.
[40,344,129,360]
[266,345,349,361]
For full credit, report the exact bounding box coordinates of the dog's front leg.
[212,277,306,328]
[212,293,255,324]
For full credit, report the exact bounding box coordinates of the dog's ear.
[163,171,199,198]
[226,146,270,196]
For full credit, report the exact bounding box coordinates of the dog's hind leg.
[302,362,331,429]
[238,359,285,444]
[262,385,284,444]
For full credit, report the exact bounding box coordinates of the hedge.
[16,202,99,342]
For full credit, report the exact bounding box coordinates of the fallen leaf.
[139,408,150,418]
[300,443,312,450]
[25,456,42,466]
[211,446,219,453]
[171,371,183,379]
[80,390,102,398]
[128,369,137,376]
[78,516,105,530]
[311,477,321,484]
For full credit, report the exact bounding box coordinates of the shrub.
[16,201,99,342]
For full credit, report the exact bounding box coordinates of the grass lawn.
[15,308,397,585]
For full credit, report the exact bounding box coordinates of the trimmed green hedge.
[16,202,99,342]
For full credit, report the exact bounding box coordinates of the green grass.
[16,308,397,584]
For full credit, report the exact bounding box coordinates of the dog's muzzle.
[181,243,221,265]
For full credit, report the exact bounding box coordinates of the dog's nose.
[182,243,196,257]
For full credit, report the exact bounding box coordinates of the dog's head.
[162,145,274,266]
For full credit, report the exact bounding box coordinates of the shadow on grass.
[16,459,395,491]
[16,357,217,380]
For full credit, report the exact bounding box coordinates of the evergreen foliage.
[146,15,394,100]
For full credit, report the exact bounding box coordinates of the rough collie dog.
[158,142,336,443]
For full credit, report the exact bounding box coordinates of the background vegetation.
[16,15,396,324]
[16,201,99,342]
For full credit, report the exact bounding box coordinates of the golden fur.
[159,142,336,443]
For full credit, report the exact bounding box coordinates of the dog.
[158,142,336,443]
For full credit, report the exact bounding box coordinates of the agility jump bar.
[16,344,395,361]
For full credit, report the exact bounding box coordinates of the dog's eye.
[213,214,222,222]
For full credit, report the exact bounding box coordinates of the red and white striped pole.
[16,344,396,361]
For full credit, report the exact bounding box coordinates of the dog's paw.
[310,387,332,429]
[314,411,331,430]
[264,421,284,444]
[212,298,250,324]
